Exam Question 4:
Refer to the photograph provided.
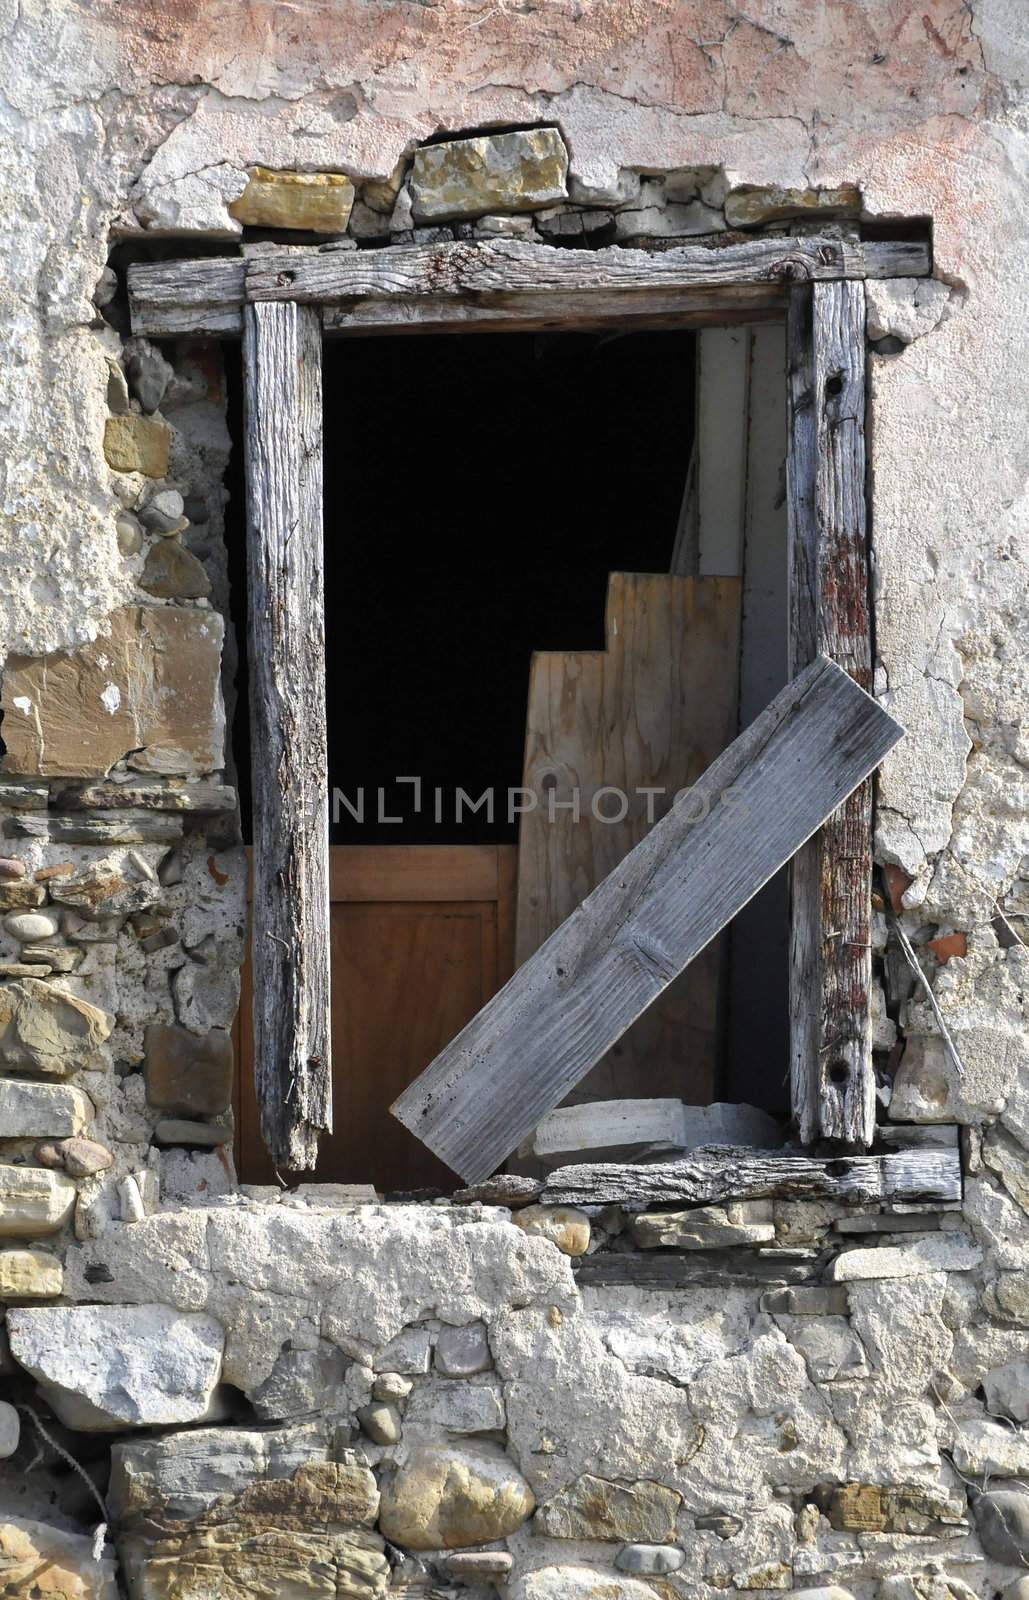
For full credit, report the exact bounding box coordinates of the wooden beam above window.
[127,234,930,340]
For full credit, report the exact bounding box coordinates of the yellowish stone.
[512,1203,590,1256]
[0,1248,63,1298]
[103,414,171,476]
[229,167,355,233]
[410,128,568,222]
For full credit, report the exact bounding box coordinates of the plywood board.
[515,572,742,1103]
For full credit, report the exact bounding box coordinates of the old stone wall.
[0,3,1028,1598]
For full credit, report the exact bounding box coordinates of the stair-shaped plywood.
[515,572,742,1104]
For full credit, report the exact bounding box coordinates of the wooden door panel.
[235,846,516,1191]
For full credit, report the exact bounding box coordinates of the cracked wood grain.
[392,655,903,1183]
[127,237,929,338]
[541,1146,961,1209]
[246,236,930,303]
[243,300,331,1171]
[788,280,875,1147]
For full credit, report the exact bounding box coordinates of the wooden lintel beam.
[246,237,930,304]
[243,300,331,1171]
[127,236,930,339]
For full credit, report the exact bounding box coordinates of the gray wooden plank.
[323,285,786,337]
[128,257,245,337]
[247,237,930,304]
[788,280,875,1146]
[391,654,903,1182]
[243,301,331,1171]
[541,1146,961,1209]
[127,238,929,339]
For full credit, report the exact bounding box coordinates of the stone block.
[140,539,212,599]
[144,1022,233,1117]
[615,1545,686,1574]
[46,1135,112,1176]
[411,129,568,222]
[632,1205,776,1250]
[1,605,225,778]
[952,1418,1029,1478]
[111,1426,385,1599]
[723,185,860,227]
[435,1320,492,1377]
[973,1489,1029,1564]
[0,1078,91,1137]
[3,910,59,942]
[776,1316,868,1382]
[357,1401,401,1445]
[511,1566,665,1600]
[984,1357,1029,1422]
[378,1441,535,1549]
[229,166,356,232]
[7,1303,225,1430]
[404,1377,505,1435]
[373,1371,412,1403]
[0,1248,62,1297]
[0,977,113,1075]
[613,199,723,240]
[0,1165,76,1235]
[534,1474,681,1542]
[827,1483,962,1535]
[103,414,172,476]
[441,1552,514,1580]
[250,1343,348,1422]
[0,881,45,910]
[0,1516,119,1599]
[866,278,951,345]
[512,1204,590,1256]
[827,1236,982,1280]
[373,1325,432,1374]
[154,1118,231,1147]
[760,1286,850,1315]
[0,1400,18,1457]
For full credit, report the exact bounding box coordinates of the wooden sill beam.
[539,1145,961,1209]
[127,235,930,340]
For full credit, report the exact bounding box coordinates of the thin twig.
[16,1403,110,1561]
[891,916,966,1078]
[994,901,1027,948]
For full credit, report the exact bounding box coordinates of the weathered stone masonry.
[1,4,1028,1598]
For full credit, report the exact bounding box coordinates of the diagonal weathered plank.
[392,655,904,1182]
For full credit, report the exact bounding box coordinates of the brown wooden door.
[235,845,516,1191]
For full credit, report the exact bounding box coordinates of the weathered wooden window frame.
[128,233,930,1179]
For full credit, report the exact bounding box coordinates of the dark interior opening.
[223,321,790,1190]
[322,329,696,843]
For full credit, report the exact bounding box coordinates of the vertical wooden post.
[243,301,331,1170]
[787,279,875,1147]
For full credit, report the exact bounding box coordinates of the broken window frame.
[127,233,931,1180]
